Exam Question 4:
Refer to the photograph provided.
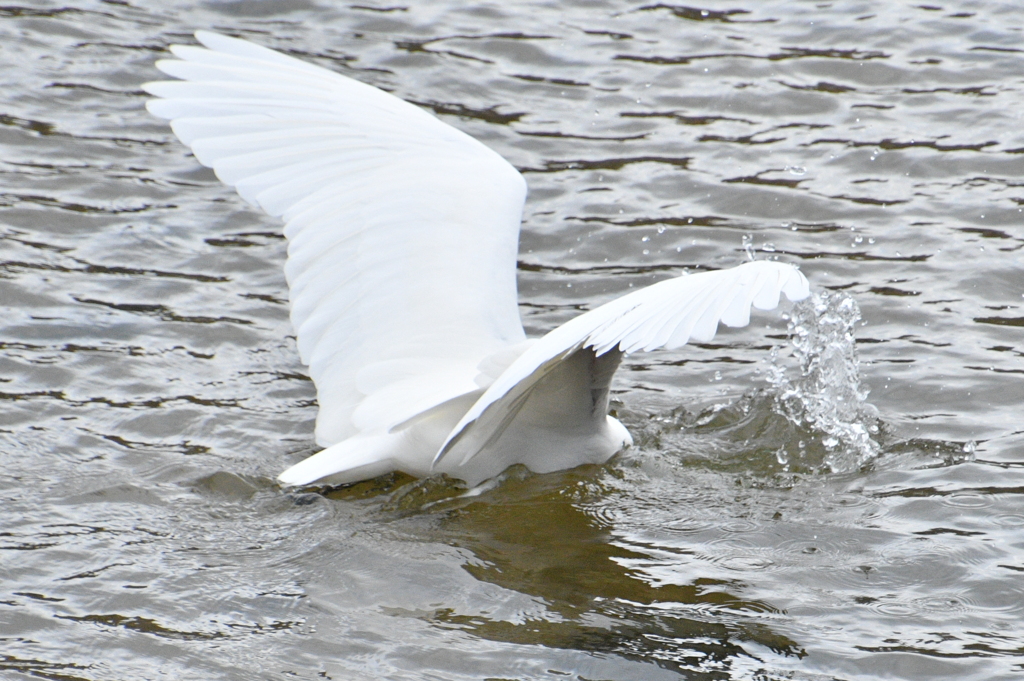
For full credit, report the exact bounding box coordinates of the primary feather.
[145,31,810,488]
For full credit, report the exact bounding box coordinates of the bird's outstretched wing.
[436,260,809,468]
[144,31,527,446]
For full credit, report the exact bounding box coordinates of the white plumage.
[144,31,810,487]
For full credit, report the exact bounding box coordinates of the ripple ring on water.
[943,493,992,509]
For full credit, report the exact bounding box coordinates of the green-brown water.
[2,1,1023,679]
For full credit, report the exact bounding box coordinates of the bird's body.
[287,345,630,487]
[144,31,809,488]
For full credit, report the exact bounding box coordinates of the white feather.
[145,31,810,488]
[434,261,809,473]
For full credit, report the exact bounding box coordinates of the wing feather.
[436,260,810,467]
[145,31,527,444]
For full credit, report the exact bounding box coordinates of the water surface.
[2,1,1023,679]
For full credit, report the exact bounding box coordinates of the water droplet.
[641,236,650,242]
[786,165,807,176]
[713,371,722,381]
[742,234,756,261]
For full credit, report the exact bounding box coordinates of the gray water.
[2,1,1023,679]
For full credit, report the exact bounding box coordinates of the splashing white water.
[766,290,879,473]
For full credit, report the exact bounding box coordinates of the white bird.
[144,31,810,488]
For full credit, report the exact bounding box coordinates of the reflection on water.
[433,470,806,678]
[2,0,1024,679]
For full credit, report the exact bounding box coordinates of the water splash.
[742,233,756,261]
[766,290,879,473]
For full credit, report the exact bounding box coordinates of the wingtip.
[140,79,164,96]
[431,427,464,469]
[276,460,315,487]
[783,266,812,302]
[143,95,174,119]
[194,29,224,47]
[276,444,346,488]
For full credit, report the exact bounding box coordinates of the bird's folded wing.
[436,260,810,467]
[144,31,528,445]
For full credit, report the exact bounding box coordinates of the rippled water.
[2,1,1023,679]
